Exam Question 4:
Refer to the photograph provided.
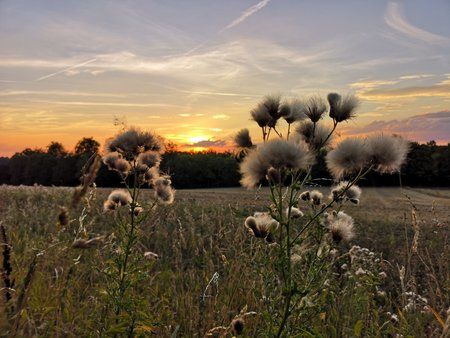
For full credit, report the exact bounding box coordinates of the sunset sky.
[1,0,449,156]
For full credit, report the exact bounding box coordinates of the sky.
[0,0,449,156]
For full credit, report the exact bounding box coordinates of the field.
[0,185,449,336]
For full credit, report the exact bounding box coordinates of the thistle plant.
[234,93,410,336]
[99,127,175,335]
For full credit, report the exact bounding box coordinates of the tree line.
[0,138,448,188]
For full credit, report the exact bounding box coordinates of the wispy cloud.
[359,83,450,100]
[220,0,271,33]
[345,111,450,143]
[36,58,97,81]
[385,1,449,45]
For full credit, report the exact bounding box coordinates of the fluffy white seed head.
[244,213,278,243]
[301,96,327,123]
[328,93,359,122]
[310,190,323,205]
[285,207,304,219]
[234,128,253,149]
[107,189,132,206]
[239,139,314,188]
[326,138,368,178]
[105,127,164,160]
[280,98,306,124]
[137,151,161,168]
[322,211,355,243]
[366,135,410,173]
[330,181,362,204]
[295,121,333,150]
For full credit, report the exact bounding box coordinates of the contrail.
[36,58,97,81]
[220,0,271,33]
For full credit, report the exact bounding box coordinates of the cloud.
[345,111,450,143]
[36,58,98,81]
[189,139,227,147]
[385,1,449,45]
[359,83,450,100]
[212,114,229,120]
[220,0,271,33]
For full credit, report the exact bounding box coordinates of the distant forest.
[0,137,449,188]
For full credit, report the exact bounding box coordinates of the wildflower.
[107,189,132,206]
[234,128,253,149]
[285,207,303,219]
[72,236,104,249]
[103,199,117,212]
[366,135,409,173]
[258,139,314,173]
[102,151,121,169]
[250,102,272,127]
[328,93,359,122]
[106,127,164,160]
[322,211,355,243]
[144,166,160,183]
[299,191,310,201]
[114,158,132,175]
[144,251,159,260]
[329,181,362,204]
[280,98,306,124]
[310,190,323,205]
[137,151,161,168]
[295,121,333,150]
[239,139,314,188]
[262,94,282,127]
[153,177,175,204]
[244,214,278,243]
[57,206,69,226]
[326,138,368,178]
[266,167,281,185]
[301,96,327,123]
[132,206,143,216]
[231,317,245,335]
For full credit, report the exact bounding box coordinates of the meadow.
[0,185,448,337]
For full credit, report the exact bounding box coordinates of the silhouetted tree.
[74,137,100,155]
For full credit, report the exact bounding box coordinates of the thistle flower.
[266,167,281,185]
[322,211,355,243]
[234,128,253,149]
[365,135,409,173]
[239,149,269,188]
[330,181,362,204]
[153,177,175,204]
[301,96,327,123]
[132,206,143,216]
[280,99,306,124]
[239,139,314,188]
[107,189,132,206]
[231,317,245,335]
[106,127,164,160]
[137,151,161,168]
[114,158,132,175]
[328,93,359,122]
[102,151,121,169]
[244,214,278,243]
[300,191,310,201]
[295,121,333,150]
[262,95,282,127]
[326,138,368,178]
[72,236,104,249]
[103,199,117,212]
[144,166,160,183]
[144,251,159,260]
[285,207,303,219]
[310,190,323,205]
[327,93,341,119]
[250,102,272,127]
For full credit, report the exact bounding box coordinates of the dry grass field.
[0,185,448,336]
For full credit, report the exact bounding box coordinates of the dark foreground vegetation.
[0,138,449,188]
